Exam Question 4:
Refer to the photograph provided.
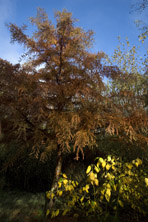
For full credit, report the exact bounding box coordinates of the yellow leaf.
[72,181,76,187]
[63,179,68,185]
[79,189,82,194]
[67,184,74,191]
[102,161,106,168]
[83,184,90,193]
[136,158,142,166]
[113,206,117,210]
[86,165,91,174]
[106,164,111,170]
[46,192,50,199]
[100,195,104,201]
[97,162,100,167]
[112,166,115,170]
[106,183,111,189]
[106,173,112,180]
[118,199,124,208]
[46,209,50,216]
[83,184,89,193]
[107,156,111,161]
[51,193,54,199]
[89,172,95,181]
[126,163,133,169]
[63,174,67,178]
[127,170,132,175]
[105,188,111,202]
[86,184,89,190]
[58,190,63,196]
[145,178,148,187]
[58,182,62,188]
[80,196,84,202]
[113,184,116,191]
[94,166,100,173]
[74,214,79,218]
[101,189,105,195]
[51,211,55,218]
[55,209,60,217]
[91,200,97,208]
[94,178,99,186]
[99,157,104,163]
[63,208,70,216]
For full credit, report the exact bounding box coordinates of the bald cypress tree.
[7,8,108,207]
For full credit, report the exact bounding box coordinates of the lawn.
[0,191,81,222]
[0,190,147,222]
[0,191,45,222]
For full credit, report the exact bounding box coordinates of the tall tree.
[1,8,148,216]
[6,8,110,210]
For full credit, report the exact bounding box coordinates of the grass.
[0,190,147,222]
[0,190,45,222]
[0,190,81,222]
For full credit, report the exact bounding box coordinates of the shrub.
[46,156,148,221]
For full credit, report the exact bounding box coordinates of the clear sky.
[0,0,147,64]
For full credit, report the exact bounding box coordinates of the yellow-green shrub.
[46,156,148,220]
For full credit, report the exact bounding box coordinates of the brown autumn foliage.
[0,8,148,212]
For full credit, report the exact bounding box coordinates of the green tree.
[105,37,148,152]
[131,0,148,43]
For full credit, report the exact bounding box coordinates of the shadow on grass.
[0,190,147,222]
[0,190,44,222]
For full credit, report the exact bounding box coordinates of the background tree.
[131,0,148,43]
[105,37,148,160]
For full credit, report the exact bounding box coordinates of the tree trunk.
[45,144,63,220]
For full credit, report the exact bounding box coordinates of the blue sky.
[0,0,147,64]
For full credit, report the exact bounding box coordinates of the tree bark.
[45,144,63,220]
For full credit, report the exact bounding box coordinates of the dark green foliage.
[0,143,57,192]
[0,191,44,222]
